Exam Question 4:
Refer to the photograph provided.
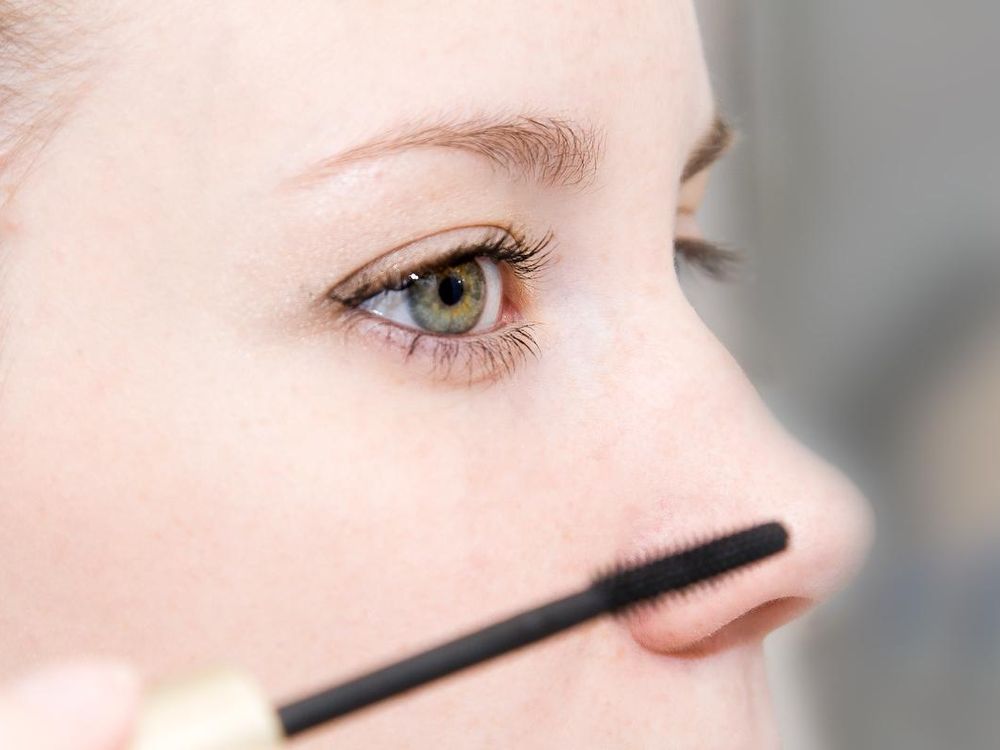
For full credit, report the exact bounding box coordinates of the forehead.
[106,0,712,174]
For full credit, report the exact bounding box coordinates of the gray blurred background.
[692,2,1000,748]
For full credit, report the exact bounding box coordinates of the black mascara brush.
[128,521,788,750]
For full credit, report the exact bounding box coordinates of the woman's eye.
[358,256,504,335]
[324,225,552,384]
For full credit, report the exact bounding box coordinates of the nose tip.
[623,471,874,656]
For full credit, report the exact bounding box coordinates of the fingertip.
[1,658,141,749]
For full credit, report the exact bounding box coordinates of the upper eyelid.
[325,224,520,306]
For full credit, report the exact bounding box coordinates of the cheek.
[0,321,575,698]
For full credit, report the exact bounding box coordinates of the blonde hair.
[1,1,90,206]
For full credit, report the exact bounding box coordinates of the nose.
[612,336,874,657]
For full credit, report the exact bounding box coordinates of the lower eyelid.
[334,308,540,385]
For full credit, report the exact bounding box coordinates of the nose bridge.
[605,321,874,656]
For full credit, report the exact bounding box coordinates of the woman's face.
[0,1,872,747]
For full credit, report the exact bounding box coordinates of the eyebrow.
[681,115,733,183]
[285,111,730,191]
[286,114,605,190]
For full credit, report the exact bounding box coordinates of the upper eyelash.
[481,229,556,282]
[329,230,734,311]
[329,228,555,309]
[674,237,743,281]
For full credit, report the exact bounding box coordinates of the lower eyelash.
[337,309,540,385]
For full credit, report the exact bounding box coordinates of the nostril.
[668,596,813,659]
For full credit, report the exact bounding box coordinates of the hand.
[0,659,139,749]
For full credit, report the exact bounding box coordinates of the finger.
[0,659,140,750]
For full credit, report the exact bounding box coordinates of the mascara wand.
[129,521,788,749]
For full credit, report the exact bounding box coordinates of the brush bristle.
[591,521,789,613]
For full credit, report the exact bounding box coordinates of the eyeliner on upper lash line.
[327,228,556,309]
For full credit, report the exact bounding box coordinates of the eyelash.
[331,230,554,308]
[674,237,742,281]
[327,229,735,385]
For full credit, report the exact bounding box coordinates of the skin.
[0,1,872,748]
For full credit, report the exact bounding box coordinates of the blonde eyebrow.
[681,114,733,183]
[284,114,605,190]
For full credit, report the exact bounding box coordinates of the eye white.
[359,257,504,333]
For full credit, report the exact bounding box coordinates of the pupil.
[438,275,464,306]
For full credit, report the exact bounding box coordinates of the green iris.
[407,259,486,334]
